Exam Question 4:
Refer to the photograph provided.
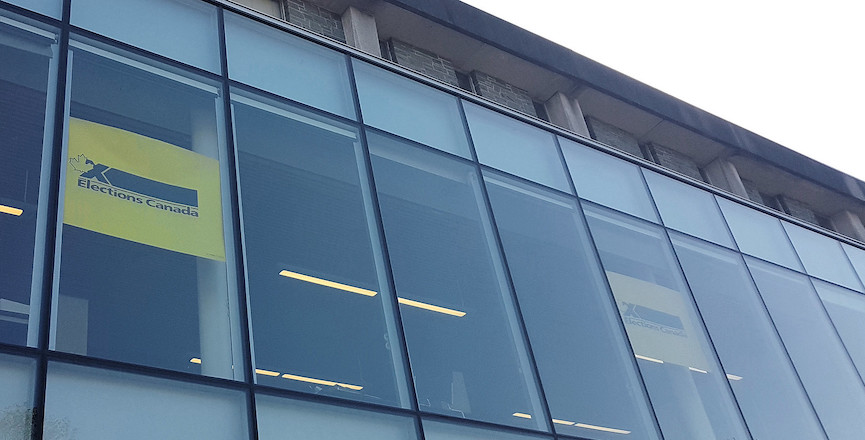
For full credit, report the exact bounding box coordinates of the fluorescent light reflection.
[255,369,280,377]
[0,204,23,216]
[552,419,575,426]
[281,373,363,390]
[634,354,664,364]
[189,357,202,364]
[575,423,632,435]
[688,367,708,374]
[726,373,743,381]
[512,412,532,419]
[278,270,377,297]
[397,297,466,317]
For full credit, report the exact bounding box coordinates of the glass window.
[0,354,36,440]
[560,138,657,221]
[0,16,57,347]
[716,197,802,270]
[583,204,750,440]
[643,170,733,247]
[842,243,865,285]
[783,222,863,291]
[232,92,409,407]
[671,233,826,440]
[224,12,354,119]
[813,280,865,377]
[256,394,417,440]
[747,257,865,440]
[4,0,61,19]
[353,60,470,158]
[70,0,220,73]
[369,132,547,431]
[484,172,659,440]
[44,362,248,439]
[422,419,550,440]
[52,42,243,379]
[463,102,569,192]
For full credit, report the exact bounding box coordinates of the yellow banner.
[63,118,225,261]
[607,271,709,371]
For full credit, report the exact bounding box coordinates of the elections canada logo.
[621,301,687,337]
[69,154,200,217]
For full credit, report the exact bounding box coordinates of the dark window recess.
[816,214,834,231]
[455,71,474,93]
[379,40,395,62]
[532,101,549,122]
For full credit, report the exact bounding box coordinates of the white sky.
[460,0,865,181]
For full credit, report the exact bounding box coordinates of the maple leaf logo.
[69,154,93,174]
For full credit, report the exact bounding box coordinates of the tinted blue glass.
[463,102,569,191]
[747,258,865,440]
[71,0,220,72]
[842,243,865,285]
[423,419,550,440]
[813,280,865,377]
[5,0,61,18]
[0,353,36,439]
[44,362,248,439]
[643,170,734,247]
[783,222,863,291]
[560,138,657,221]
[0,18,56,347]
[671,234,826,440]
[353,60,470,158]
[485,172,659,440]
[716,197,802,270]
[369,132,547,431]
[233,93,409,407]
[584,204,750,440]
[224,12,355,119]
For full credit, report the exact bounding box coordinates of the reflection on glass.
[53,44,242,379]
[716,197,801,270]
[70,0,220,72]
[369,132,547,430]
[671,233,826,440]
[256,394,417,440]
[583,204,750,440]
[423,418,549,440]
[44,362,248,439]
[353,60,470,158]
[560,137,657,221]
[484,172,659,440]
[747,258,865,440]
[842,243,865,285]
[643,170,733,247]
[0,17,57,347]
[4,0,61,18]
[813,280,865,377]
[233,93,409,407]
[783,222,863,291]
[0,354,36,440]
[463,102,569,191]
[224,12,355,119]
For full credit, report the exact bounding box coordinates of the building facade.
[1,0,865,439]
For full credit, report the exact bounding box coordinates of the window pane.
[813,280,865,377]
[716,197,802,270]
[423,419,550,440]
[0,17,57,347]
[224,12,354,119]
[0,354,36,440]
[746,257,865,440]
[671,234,826,440]
[369,133,547,430]
[70,0,220,72]
[5,0,61,18]
[783,222,863,291]
[560,138,657,221]
[842,243,865,285]
[256,394,417,440]
[233,92,409,407]
[484,172,659,440]
[353,60,469,158]
[54,43,243,379]
[583,205,750,440]
[463,102,569,192]
[643,170,733,247]
[44,362,248,439]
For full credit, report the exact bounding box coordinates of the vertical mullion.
[215,8,258,440]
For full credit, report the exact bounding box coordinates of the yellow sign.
[606,271,709,371]
[63,118,225,261]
